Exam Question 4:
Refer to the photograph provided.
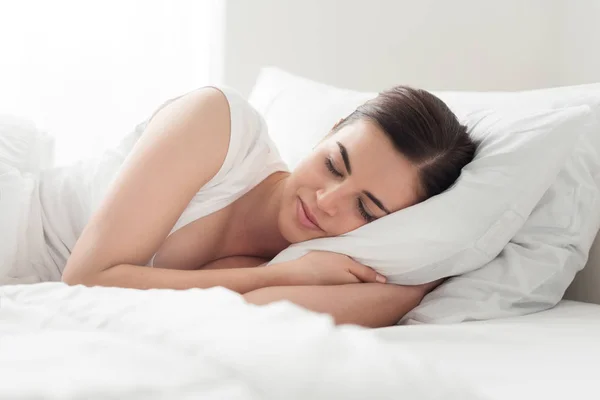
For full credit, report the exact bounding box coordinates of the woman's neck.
[224,171,291,259]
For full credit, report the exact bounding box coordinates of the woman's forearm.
[244,283,430,328]
[63,262,288,294]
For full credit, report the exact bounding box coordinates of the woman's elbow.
[61,270,87,286]
[243,287,273,305]
[61,265,101,287]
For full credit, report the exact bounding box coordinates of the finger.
[348,264,387,283]
[343,273,362,284]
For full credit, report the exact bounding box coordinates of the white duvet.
[2,284,599,400]
[0,283,481,400]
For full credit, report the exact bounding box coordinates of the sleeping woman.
[1,85,476,328]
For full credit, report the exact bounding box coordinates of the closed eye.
[357,198,375,222]
[326,157,376,222]
[325,157,343,178]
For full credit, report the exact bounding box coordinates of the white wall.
[222,0,565,96]
[221,0,599,97]
[557,0,600,87]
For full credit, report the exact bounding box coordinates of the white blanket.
[0,283,482,400]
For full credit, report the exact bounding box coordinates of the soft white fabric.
[251,68,595,288]
[0,158,30,279]
[2,282,599,399]
[0,115,54,280]
[376,300,600,400]
[1,86,288,283]
[248,68,373,170]
[405,85,600,323]
[0,114,55,173]
[0,282,482,400]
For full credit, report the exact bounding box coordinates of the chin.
[278,219,305,244]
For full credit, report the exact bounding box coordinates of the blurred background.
[1,0,598,166]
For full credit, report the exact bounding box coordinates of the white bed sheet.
[375,300,600,399]
[1,283,598,400]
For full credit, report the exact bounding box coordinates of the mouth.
[297,197,322,231]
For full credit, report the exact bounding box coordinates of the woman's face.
[279,118,422,243]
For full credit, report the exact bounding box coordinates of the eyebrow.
[336,141,391,215]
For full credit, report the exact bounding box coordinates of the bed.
[3,72,600,400]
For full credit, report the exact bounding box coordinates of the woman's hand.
[267,251,387,286]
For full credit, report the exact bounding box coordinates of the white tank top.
[9,86,288,283]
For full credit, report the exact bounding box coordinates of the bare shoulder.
[142,86,231,149]
[119,85,233,193]
[179,86,230,117]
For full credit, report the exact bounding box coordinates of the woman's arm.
[63,241,378,294]
[62,87,233,286]
[243,283,436,328]
[70,255,383,293]
[85,256,273,292]
[79,262,283,292]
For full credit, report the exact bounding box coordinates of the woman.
[2,85,476,327]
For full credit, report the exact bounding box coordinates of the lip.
[297,197,322,231]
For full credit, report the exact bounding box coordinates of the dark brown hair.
[334,86,477,201]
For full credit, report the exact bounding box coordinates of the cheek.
[289,159,325,190]
[327,207,368,236]
[284,157,371,237]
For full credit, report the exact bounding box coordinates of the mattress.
[1,283,598,399]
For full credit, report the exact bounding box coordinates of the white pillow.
[250,67,595,287]
[403,86,600,323]
[249,68,374,170]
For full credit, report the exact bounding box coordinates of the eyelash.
[324,157,375,223]
[357,198,375,223]
[325,157,343,178]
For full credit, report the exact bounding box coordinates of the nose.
[316,183,345,217]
